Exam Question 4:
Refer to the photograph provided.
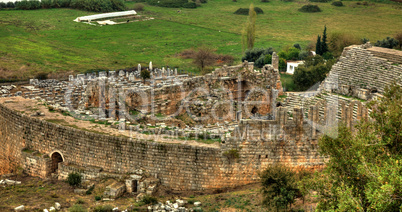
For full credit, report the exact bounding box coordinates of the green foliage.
[67,172,82,187]
[293,43,301,50]
[93,205,114,212]
[260,164,299,211]
[15,0,41,10]
[0,2,7,9]
[140,69,150,83]
[302,84,402,211]
[374,37,399,49]
[147,0,187,8]
[331,1,343,6]
[278,58,286,71]
[309,0,331,2]
[141,195,158,205]
[328,32,360,57]
[95,196,102,201]
[242,47,274,63]
[242,4,257,51]
[316,35,322,55]
[6,2,15,8]
[183,2,197,8]
[69,204,87,212]
[278,47,301,61]
[299,4,321,13]
[234,7,263,15]
[292,55,334,91]
[321,26,328,54]
[35,72,49,80]
[223,149,240,160]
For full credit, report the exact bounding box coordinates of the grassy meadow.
[0,0,401,80]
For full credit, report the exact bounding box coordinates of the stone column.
[272,52,279,70]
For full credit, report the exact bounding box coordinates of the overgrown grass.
[0,0,401,80]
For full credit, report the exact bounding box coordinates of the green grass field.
[0,0,401,80]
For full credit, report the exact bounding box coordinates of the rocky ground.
[1,173,315,212]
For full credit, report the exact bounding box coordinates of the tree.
[315,35,322,55]
[302,84,402,211]
[260,164,299,211]
[395,32,402,50]
[140,69,150,84]
[192,46,216,73]
[321,26,328,54]
[375,37,400,49]
[292,55,334,91]
[242,4,257,52]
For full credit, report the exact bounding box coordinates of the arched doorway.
[51,152,63,173]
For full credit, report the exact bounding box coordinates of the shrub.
[260,164,299,211]
[67,172,82,187]
[93,205,114,212]
[141,195,158,205]
[281,0,293,2]
[76,198,85,204]
[95,196,102,201]
[133,3,144,11]
[309,0,331,2]
[261,0,269,2]
[147,0,187,8]
[183,2,197,8]
[234,7,263,15]
[223,149,240,160]
[374,37,399,49]
[68,204,87,212]
[35,72,48,80]
[298,4,321,13]
[0,2,7,8]
[331,1,343,6]
[242,47,274,63]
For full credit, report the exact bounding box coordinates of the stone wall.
[0,98,328,190]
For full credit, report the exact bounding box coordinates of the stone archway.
[50,152,64,173]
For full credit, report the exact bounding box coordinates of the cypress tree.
[321,26,328,54]
[316,35,322,55]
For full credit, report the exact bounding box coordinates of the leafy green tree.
[140,69,150,84]
[322,26,328,54]
[242,4,257,52]
[261,164,299,211]
[316,35,322,55]
[292,55,334,90]
[301,84,402,211]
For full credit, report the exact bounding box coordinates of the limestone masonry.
[0,44,401,193]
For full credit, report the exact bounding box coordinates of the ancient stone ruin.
[0,45,401,199]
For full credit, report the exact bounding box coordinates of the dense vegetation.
[0,0,126,12]
[261,83,402,211]
[298,4,321,12]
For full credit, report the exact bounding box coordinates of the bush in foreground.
[67,172,82,187]
[298,4,321,13]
